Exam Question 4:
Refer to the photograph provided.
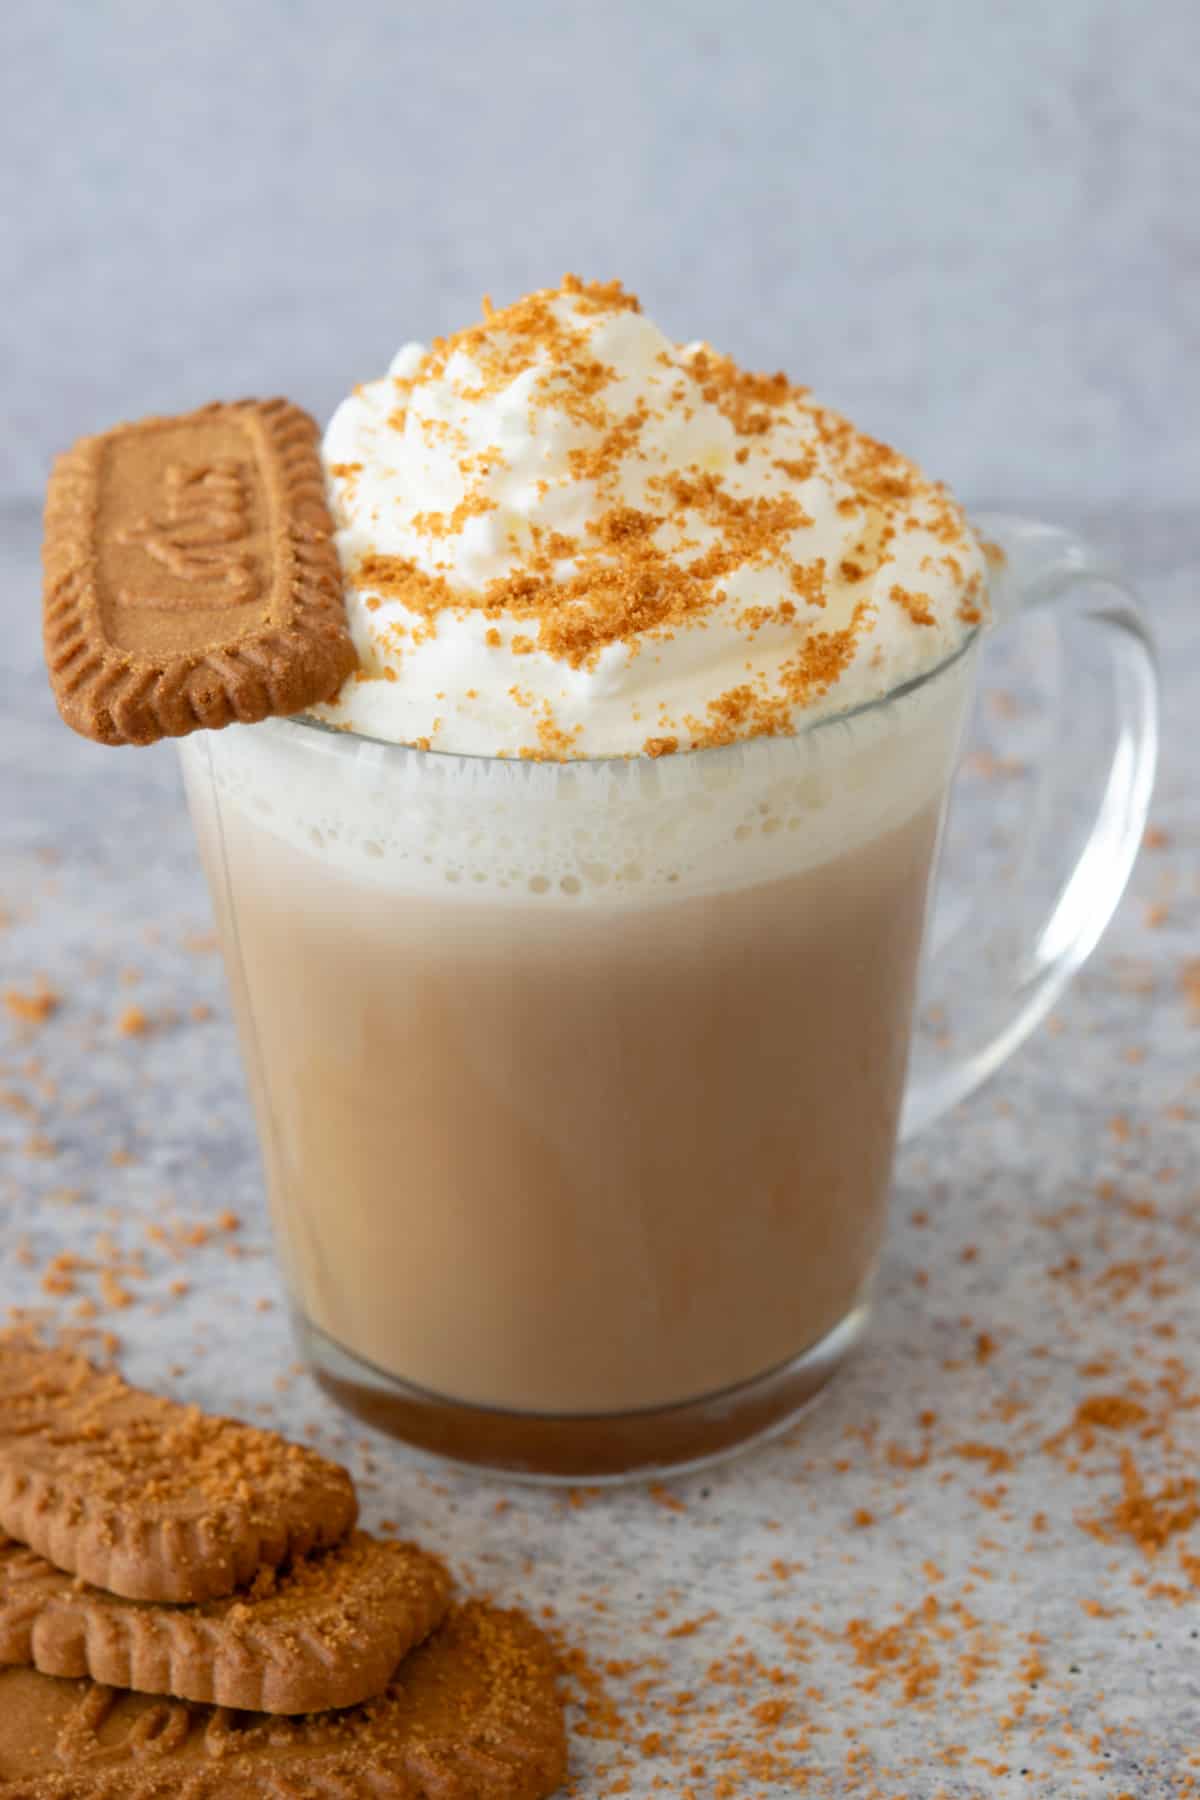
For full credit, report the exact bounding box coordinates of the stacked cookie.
[0,1341,565,1799]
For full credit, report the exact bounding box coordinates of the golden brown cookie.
[0,1341,357,1603]
[42,397,358,746]
[0,1601,566,1799]
[0,1530,450,1715]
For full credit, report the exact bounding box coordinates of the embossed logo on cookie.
[118,460,258,606]
[54,1685,258,1766]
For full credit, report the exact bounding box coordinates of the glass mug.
[179,516,1158,1480]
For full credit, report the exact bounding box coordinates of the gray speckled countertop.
[2,501,1198,1796]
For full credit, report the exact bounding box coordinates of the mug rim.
[271,626,981,769]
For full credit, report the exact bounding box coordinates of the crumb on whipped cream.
[311,276,989,759]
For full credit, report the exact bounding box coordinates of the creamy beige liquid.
[188,776,941,1416]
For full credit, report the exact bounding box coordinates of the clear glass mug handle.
[901,513,1159,1140]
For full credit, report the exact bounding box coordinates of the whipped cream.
[313,277,987,758]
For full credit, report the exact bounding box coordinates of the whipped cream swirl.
[313,278,987,757]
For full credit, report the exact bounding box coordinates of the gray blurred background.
[4,0,1197,511]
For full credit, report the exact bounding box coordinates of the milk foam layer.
[185,651,974,909]
[312,279,987,758]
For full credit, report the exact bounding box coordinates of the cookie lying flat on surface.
[0,1530,450,1715]
[0,1601,567,1800]
[0,1341,357,1603]
[42,397,357,746]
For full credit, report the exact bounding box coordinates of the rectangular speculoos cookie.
[0,1603,567,1800]
[0,1530,452,1715]
[0,1340,358,1604]
[42,399,358,746]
